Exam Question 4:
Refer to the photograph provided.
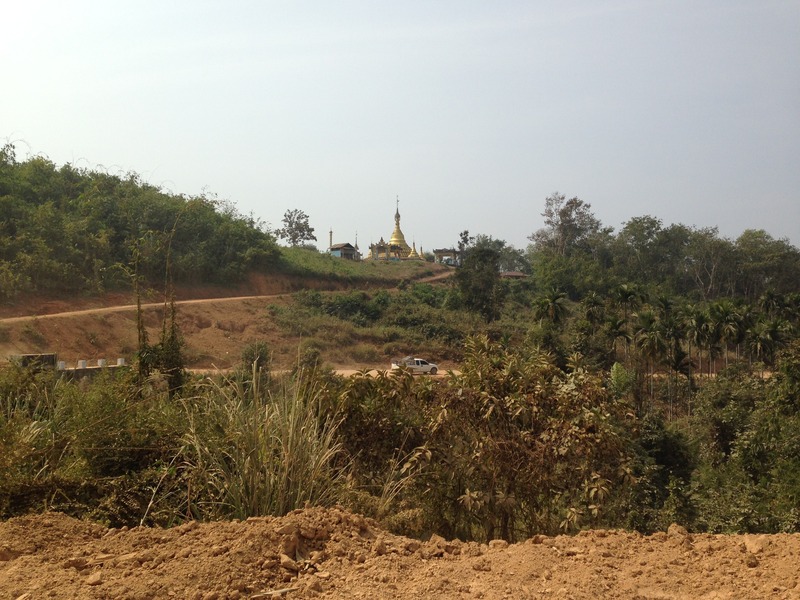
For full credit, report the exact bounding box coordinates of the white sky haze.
[3,1,799,250]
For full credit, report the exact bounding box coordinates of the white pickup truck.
[390,356,439,375]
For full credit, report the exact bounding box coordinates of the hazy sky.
[3,1,799,251]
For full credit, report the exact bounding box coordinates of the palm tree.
[758,289,782,318]
[604,316,630,364]
[684,305,711,379]
[613,284,645,359]
[733,304,754,362]
[746,320,771,376]
[581,291,605,335]
[746,317,789,375]
[653,294,674,320]
[534,289,569,326]
[660,313,688,418]
[709,300,742,371]
[634,310,667,406]
[614,283,644,321]
[781,292,800,328]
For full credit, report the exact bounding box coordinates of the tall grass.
[1,369,65,486]
[181,366,346,519]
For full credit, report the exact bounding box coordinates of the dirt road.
[0,271,455,370]
[0,294,292,325]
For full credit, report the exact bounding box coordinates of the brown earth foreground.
[2,508,800,600]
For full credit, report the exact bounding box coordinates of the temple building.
[368,198,424,260]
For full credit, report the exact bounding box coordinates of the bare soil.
[0,274,382,371]
[0,271,457,372]
[2,508,799,600]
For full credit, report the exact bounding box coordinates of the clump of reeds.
[181,364,346,519]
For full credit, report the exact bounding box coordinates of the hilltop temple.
[368,198,423,260]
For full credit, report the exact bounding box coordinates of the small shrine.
[327,229,361,260]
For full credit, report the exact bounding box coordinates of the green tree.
[709,300,745,370]
[613,283,645,359]
[685,227,736,300]
[529,192,604,258]
[604,316,630,363]
[473,234,529,273]
[684,305,711,380]
[276,209,317,247]
[527,193,613,297]
[614,284,645,323]
[746,317,789,373]
[735,230,800,301]
[0,144,279,293]
[581,291,606,334]
[454,239,505,322]
[634,310,668,406]
[611,215,664,284]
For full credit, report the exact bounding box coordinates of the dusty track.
[0,294,289,325]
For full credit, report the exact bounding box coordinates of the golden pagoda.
[369,197,419,260]
[388,203,411,255]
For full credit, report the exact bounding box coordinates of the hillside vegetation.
[0,144,438,301]
[2,147,800,544]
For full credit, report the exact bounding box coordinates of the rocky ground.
[2,508,800,600]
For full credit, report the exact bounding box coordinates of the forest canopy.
[0,144,279,299]
[525,192,800,303]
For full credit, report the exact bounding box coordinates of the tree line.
[527,192,800,302]
[456,192,800,319]
[4,145,797,311]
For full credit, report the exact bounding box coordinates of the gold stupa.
[388,204,411,255]
[368,197,424,260]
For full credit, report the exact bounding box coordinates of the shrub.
[297,345,322,372]
[417,335,635,540]
[61,371,181,477]
[241,340,271,372]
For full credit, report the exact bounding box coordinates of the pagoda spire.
[389,195,410,254]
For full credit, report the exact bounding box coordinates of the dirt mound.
[2,509,800,599]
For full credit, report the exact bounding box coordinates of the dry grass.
[180,366,347,519]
